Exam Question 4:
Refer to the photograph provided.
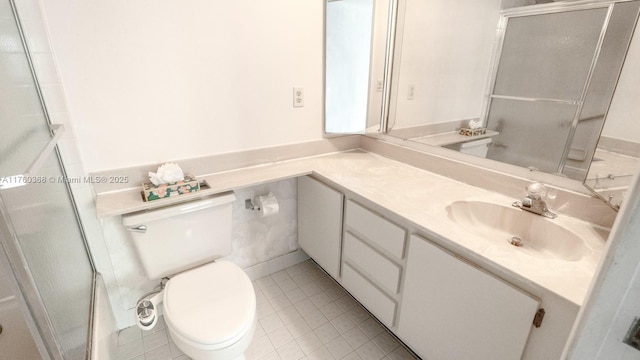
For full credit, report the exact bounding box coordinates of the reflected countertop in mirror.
[377,0,640,210]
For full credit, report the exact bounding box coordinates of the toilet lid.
[163,261,256,346]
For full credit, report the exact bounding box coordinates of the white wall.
[40,0,324,172]
[32,0,326,329]
[390,0,502,129]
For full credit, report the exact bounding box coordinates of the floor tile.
[268,326,294,349]
[356,340,385,360]
[296,331,323,354]
[118,326,142,346]
[303,309,329,329]
[372,331,401,355]
[260,313,285,333]
[306,346,335,360]
[293,298,317,315]
[342,327,369,349]
[319,302,344,321]
[314,322,340,344]
[286,316,312,339]
[144,343,172,360]
[358,317,384,339]
[276,340,304,360]
[142,329,168,351]
[331,314,356,334]
[113,261,418,360]
[116,338,144,360]
[326,337,353,360]
[277,305,302,325]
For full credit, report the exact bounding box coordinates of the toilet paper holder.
[245,192,279,217]
[245,199,261,211]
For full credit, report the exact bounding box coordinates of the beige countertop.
[95,149,607,306]
[410,130,499,147]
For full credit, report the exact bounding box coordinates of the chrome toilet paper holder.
[245,198,261,211]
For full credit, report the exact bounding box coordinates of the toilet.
[122,192,256,360]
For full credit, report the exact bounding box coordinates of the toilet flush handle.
[126,225,147,233]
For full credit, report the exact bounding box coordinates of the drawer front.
[343,232,401,294]
[342,263,397,327]
[345,200,406,259]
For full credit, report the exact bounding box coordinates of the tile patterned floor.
[116,259,419,360]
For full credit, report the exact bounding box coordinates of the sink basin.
[446,201,586,262]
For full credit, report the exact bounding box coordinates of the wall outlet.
[376,80,383,92]
[293,87,304,107]
[408,85,415,100]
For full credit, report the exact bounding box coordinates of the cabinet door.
[297,176,344,279]
[398,235,540,360]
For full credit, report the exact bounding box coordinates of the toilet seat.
[163,260,256,350]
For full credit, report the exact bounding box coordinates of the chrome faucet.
[512,182,557,219]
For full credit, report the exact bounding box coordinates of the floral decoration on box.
[142,175,200,201]
[458,127,487,137]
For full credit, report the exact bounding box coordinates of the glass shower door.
[484,6,609,174]
[0,0,94,359]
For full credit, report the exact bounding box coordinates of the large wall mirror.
[324,0,390,133]
[381,0,640,210]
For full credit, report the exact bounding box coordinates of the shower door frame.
[0,0,97,358]
[480,0,638,174]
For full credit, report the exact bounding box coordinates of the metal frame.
[480,0,637,175]
[379,0,399,132]
[0,1,97,359]
[0,124,65,190]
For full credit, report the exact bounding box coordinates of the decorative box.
[142,175,200,202]
[458,127,487,137]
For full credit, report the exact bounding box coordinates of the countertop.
[410,130,499,147]
[95,149,607,306]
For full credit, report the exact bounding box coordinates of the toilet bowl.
[163,261,256,360]
[122,193,256,359]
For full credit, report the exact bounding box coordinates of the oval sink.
[446,201,586,262]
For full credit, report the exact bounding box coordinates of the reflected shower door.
[485,7,609,174]
[0,1,94,359]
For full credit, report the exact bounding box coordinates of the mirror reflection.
[325,0,374,133]
[325,0,390,134]
[584,21,640,209]
[384,0,640,209]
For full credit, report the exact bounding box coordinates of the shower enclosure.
[484,0,640,178]
[0,0,96,359]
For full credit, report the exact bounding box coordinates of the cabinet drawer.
[342,263,397,327]
[343,232,401,294]
[345,200,406,259]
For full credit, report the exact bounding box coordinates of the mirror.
[584,21,640,209]
[382,0,640,208]
[324,0,390,134]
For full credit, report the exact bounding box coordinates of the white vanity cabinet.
[298,177,578,360]
[297,176,344,279]
[397,234,541,360]
[341,200,406,328]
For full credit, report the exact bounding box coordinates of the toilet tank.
[122,192,236,280]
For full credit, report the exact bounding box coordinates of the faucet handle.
[526,182,546,199]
